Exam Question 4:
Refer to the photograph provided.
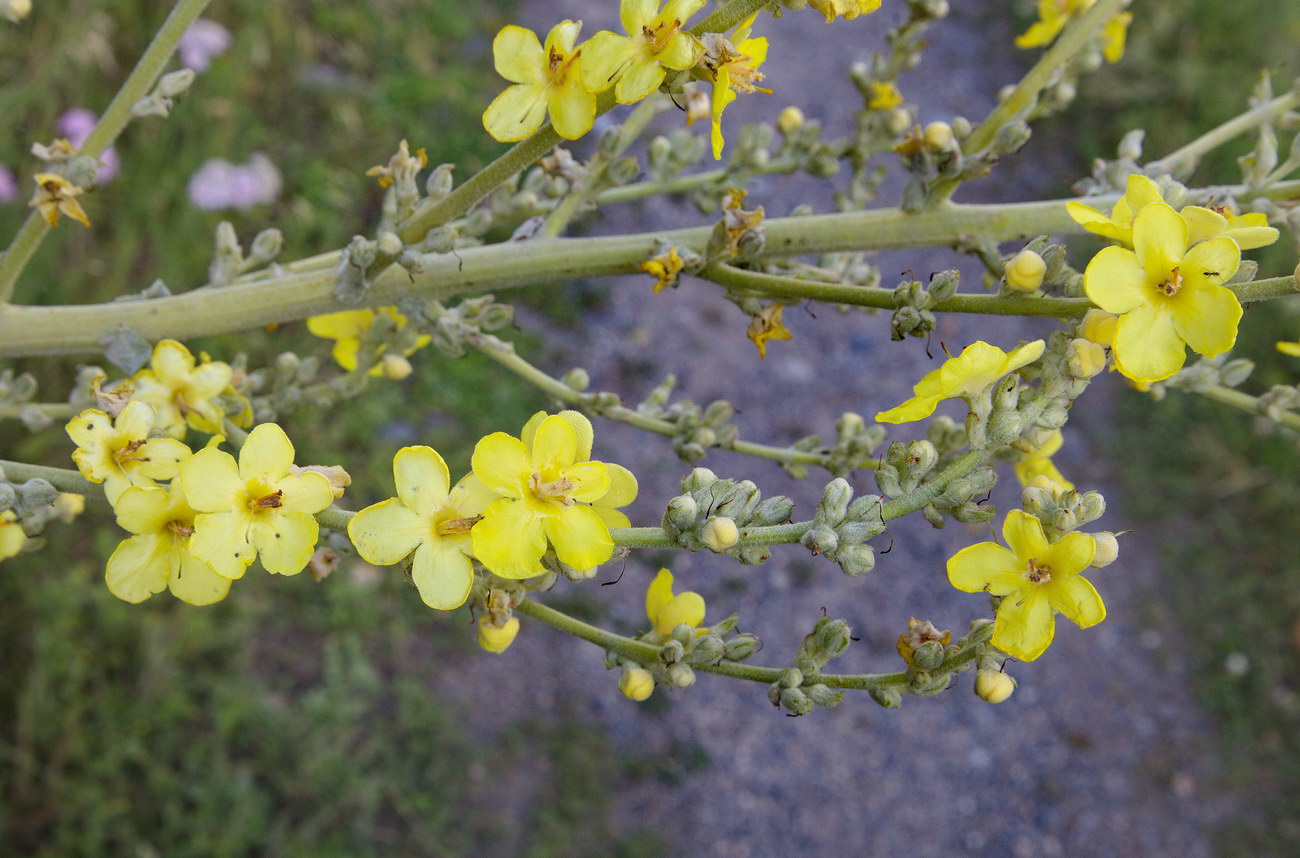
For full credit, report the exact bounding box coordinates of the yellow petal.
[1124,173,1164,212]
[493,25,546,84]
[621,0,659,34]
[542,504,614,571]
[646,568,675,625]
[1066,201,1114,231]
[150,339,196,386]
[348,498,427,565]
[1180,205,1228,245]
[531,415,579,470]
[410,540,474,610]
[543,19,582,57]
[614,57,668,104]
[579,32,637,94]
[66,409,113,449]
[547,83,597,140]
[111,485,172,535]
[251,512,318,575]
[592,506,631,529]
[483,83,549,143]
[657,30,702,70]
[1047,574,1106,628]
[472,499,546,579]
[519,412,546,450]
[1014,18,1064,49]
[239,423,295,482]
[1084,246,1148,315]
[181,447,245,511]
[1112,303,1185,383]
[190,511,255,579]
[1002,339,1047,375]
[133,438,191,481]
[307,310,372,340]
[116,399,157,438]
[563,461,610,503]
[1170,285,1241,359]
[661,0,706,25]
[1180,236,1240,290]
[597,462,638,509]
[274,472,334,514]
[472,432,531,497]
[105,533,171,603]
[1042,530,1096,578]
[449,473,502,517]
[946,541,1023,595]
[654,592,705,635]
[168,548,233,606]
[1133,203,1187,276]
[555,411,594,461]
[874,394,942,424]
[392,445,451,516]
[1002,509,1049,561]
[992,590,1055,662]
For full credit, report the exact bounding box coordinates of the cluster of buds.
[876,617,995,709]
[634,375,740,464]
[0,369,48,432]
[890,268,960,341]
[131,68,197,119]
[1020,473,1112,563]
[611,613,761,702]
[1144,354,1256,399]
[800,478,886,576]
[0,468,81,549]
[207,222,284,288]
[411,296,515,358]
[661,467,792,564]
[1000,236,1080,296]
[789,411,887,480]
[767,616,854,715]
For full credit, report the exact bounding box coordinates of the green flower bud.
[974,670,1016,704]
[801,524,838,557]
[911,640,947,671]
[903,440,938,476]
[683,467,717,493]
[724,633,762,661]
[817,478,853,525]
[659,639,685,664]
[814,618,853,659]
[664,495,699,532]
[18,479,57,509]
[670,623,695,647]
[780,687,814,716]
[376,231,404,257]
[666,662,696,688]
[1079,491,1106,523]
[778,667,804,689]
[685,635,726,666]
[752,495,795,525]
[562,367,590,391]
[929,269,960,303]
[868,685,902,709]
[250,228,284,262]
[986,410,1023,444]
[425,163,455,200]
[836,544,877,577]
[807,684,844,709]
[1050,508,1078,533]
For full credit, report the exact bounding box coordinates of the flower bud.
[683,467,717,493]
[885,108,911,136]
[779,687,813,716]
[836,543,876,577]
[807,684,844,709]
[1079,308,1117,346]
[923,121,954,151]
[777,105,805,135]
[376,231,404,257]
[685,634,725,666]
[562,367,590,390]
[381,354,414,380]
[752,495,795,525]
[817,478,853,525]
[700,516,739,552]
[659,639,685,664]
[911,640,947,671]
[868,685,902,709]
[18,479,57,509]
[2,0,32,23]
[1089,531,1120,568]
[778,667,804,688]
[664,495,699,532]
[974,670,1016,704]
[724,633,762,661]
[1079,490,1106,522]
[619,666,655,701]
[1050,508,1078,533]
[666,662,696,688]
[477,616,519,653]
[1005,250,1046,292]
[1067,338,1107,379]
[801,524,838,557]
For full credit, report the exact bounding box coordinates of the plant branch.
[1191,383,1300,433]
[1147,88,1300,177]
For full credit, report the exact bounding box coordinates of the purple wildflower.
[178,20,233,72]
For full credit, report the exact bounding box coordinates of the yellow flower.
[703,13,770,160]
[66,401,191,503]
[131,339,246,439]
[29,173,91,228]
[1180,205,1280,251]
[1015,0,1131,64]
[0,511,26,562]
[306,307,430,375]
[619,666,656,701]
[1078,308,1118,347]
[746,303,792,360]
[106,482,233,605]
[180,423,334,579]
[581,0,705,104]
[477,615,520,653]
[867,81,903,110]
[808,0,883,23]
[483,20,596,142]
[645,567,705,637]
[641,246,684,293]
[1066,173,1165,248]
[947,509,1103,662]
[1278,341,1300,357]
[1013,430,1075,490]
[365,139,427,188]
[874,340,1045,424]
[347,446,499,610]
[1084,202,1242,383]
[520,410,638,529]
[470,412,614,579]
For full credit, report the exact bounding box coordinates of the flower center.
[250,490,283,511]
[1026,558,1052,584]
[167,519,195,538]
[641,19,681,54]
[530,472,576,506]
[547,46,581,85]
[1155,266,1183,297]
[112,438,148,466]
[435,514,482,537]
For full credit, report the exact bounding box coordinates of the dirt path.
[458,2,1233,854]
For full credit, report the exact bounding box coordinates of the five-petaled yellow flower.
[105,482,233,605]
[645,567,705,637]
[67,400,191,503]
[581,0,706,105]
[0,511,26,563]
[704,13,770,160]
[747,303,792,359]
[470,411,614,579]
[483,20,596,142]
[29,173,91,227]
[1066,173,1164,248]
[875,340,1045,424]
[131,339,247,439]
[347,446,498,610]
[519,410,639,529]
[1084,202,1241,383]
[1015,0,1131,64]
[1013,430,1075,490]
[307,307,430,375]
[181,423,334,579]
[948,510,1103,662]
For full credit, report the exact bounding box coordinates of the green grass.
[1069,1,1300,852]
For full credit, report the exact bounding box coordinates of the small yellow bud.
[1079,308,1118,347]
[477,616,520,653]
[1089,531,1120,568]
[2,0,32,23]
[777,106,805,136]
[1067,338,1107,379]
[53,493,86,522]
[974,670,1016,704]
[1026,474,1065,495]
[619,666,656,702]
[381,353,414,380]
[923,121,954,151]
[700,516,739,552]
[1005,249,1046,292]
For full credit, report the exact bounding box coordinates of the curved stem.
[1191,383,1300,433]
[0,402,76,421]
[1148,88,1300,177]
[0,0,215,304]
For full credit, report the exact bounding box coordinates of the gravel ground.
[447,2,1235,855]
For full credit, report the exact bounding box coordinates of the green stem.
[0,402,77,421]
[8,181,1295,358]
[514,598,982,689]
[0,460,99,497]
[689,0,772,36]
[1148,88,1300,177]
[0,0,215,304]
[1193,384,1300,433]
[595,158,802,205]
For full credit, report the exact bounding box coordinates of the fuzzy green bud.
[683,467,717,493]
[807,684,844,709]
[801,524,838,557]
[664,495,699,532]
[778,687,812,715]
[666,662,696,688]
[817,478,853,525]
[659,639,686,664]
[868,685,902,709]
[724,633,762,661]
[778,667,804,689]
[911,640,947,671]
[685,635,726,666]
[752,495,795,525]
[836,544,877,577]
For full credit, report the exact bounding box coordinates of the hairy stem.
[1192,383,1300,433]
[1148,88,1300,177]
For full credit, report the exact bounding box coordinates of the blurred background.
[1,0,1298,855]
